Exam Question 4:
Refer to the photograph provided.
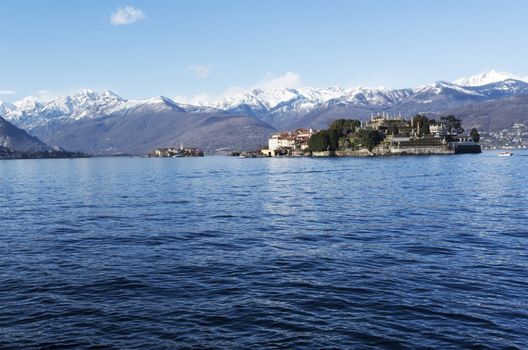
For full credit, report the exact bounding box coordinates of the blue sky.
[1,0,527,102]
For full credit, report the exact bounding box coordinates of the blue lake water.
[1,151,527,349]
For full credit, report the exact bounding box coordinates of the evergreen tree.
[470,128,480,142]
[440,115,464,135]
[329,119,361,135]
[412,114,431,135]
[355,129,384,151]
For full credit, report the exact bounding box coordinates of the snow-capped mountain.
[0,90,214,133]
[0,101,16,115]
[211,86,414,112]
[1,69,527,153]
[4,89,128,131]
[0,90,272,154]
[205,75,528,128]
[2,70,527,132]
[207,86,420,127]
[464,79,528,99]
[454,70,528,87]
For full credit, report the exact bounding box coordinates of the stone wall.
[311,151,334,157]
[374,146,453,156]
[335,149,374,157]
[309,144,471,157]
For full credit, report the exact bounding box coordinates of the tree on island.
[308,128,340,152]
[412,114,433,135]
[356,129,384,151]
[309,119,361,152]
[470,128,480,143]
[309,119,384,152]
[329,119,361,135]
[308,131,327,152]
[440,115,464,135]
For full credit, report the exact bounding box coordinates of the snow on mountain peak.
[101,89,123,99]
[213,87,300,111]
[13,96,42,110]
[3,70,528,134]
[453,70,527,87]
[0,101,16,115]
[1,89,132,130]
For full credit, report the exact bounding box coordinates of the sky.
[1,0,527,103]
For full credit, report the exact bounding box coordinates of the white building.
[429,124,447,137]
[268,133,296,150]
[262,128,316,156]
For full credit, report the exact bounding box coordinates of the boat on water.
[498,151,513,157]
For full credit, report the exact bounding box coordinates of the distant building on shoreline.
[150,144,204,157]
[261,113,481,157]
[261,128,317,157]
[355,114,481,155]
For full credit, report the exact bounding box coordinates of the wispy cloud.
[187,64,213,79]
[0,90,16,96]
[110,6,146,26]
[255,71,301,90]
[173,71,302,105]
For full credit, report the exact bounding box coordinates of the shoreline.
[11,148,521,161]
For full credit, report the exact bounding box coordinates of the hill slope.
[43,99,273,154]
[0,116,50,152]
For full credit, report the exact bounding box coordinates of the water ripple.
[0,153,527,348]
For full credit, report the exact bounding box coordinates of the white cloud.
[254,71,301,90]
[0,90,16,96]
[173,71,301,105]
[187,64,213,79]
[173,93,212,105]
[110,6,146,26]
[174,86,246,105]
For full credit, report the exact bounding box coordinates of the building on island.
[259,113,480,157]
[151,144,204,157]
[347,113,481,155]
[261,128,316,156]
[276,113,482,157]
[429,124,448,137]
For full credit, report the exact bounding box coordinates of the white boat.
[498,151,513,157]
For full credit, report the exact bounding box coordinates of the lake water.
[1,151,527,349]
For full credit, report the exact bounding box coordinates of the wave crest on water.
[1,154,527,349]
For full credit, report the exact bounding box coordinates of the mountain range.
[1,70,527,154]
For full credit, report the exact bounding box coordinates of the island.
[260,114,481,157]
[149,145,204,157]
